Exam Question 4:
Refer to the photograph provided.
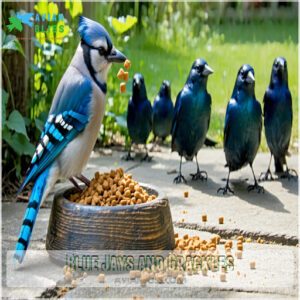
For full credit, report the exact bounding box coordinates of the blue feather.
[18,77,93,193]
[78,16,112,48]
[15,167,51,263]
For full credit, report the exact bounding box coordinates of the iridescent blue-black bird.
[152,80,174,143]
[259,57,297,181]
[218,64,264,195]
[126,73,153,161]
[171,58,214,183]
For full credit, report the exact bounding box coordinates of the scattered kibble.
[117,68,125,80]
[237,236,244,242]
[129,270,136,280]
[250,261,256,269]
[220,273,226,282]
[120,82,126,93]
[97,273,105,283]
[176,274,184,284]
[237,243,243,251]
[71,279,77,287]
[123,71,129,82]
[69,168,156,206]
[124,59,131,70]
[64,271,72,282]
[235,250,243,259]
[218,216,224,224]
[202,214,207,222]
[246,238,252,243]
[184,191,189,198]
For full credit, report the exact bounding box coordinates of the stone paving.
[2,147,298,299]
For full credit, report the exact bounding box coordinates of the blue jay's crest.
[78,16,112,50]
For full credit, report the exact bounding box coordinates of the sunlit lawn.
[110,21,298,151]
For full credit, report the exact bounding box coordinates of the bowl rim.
[53,182,168,212]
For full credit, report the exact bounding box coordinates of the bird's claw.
[173,174,187,184]
[141,154,152,162]
[217,185,234,195]
[122,153,134,161]
[280,169,298,181]
[190,170,208,181]
[259,169,274,182]
[247,183,264,193]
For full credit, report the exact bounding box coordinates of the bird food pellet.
[184,191,189,198]
[176,274,184,284]
[69,168,156,206]
[97,273,105,283]
[129,270,136,280]
[120,82,126,93]
[220,273,226,282]
[250,261,256,269]
[219,216,224,224]
[71,279,77,287]
[202,214,207,222]
[123,71,129,81]
[64,271,72,282]
[237,243,243,251]
[124,59,131,70]
[237,236,244,242]
[235,250,243,259]
[117,68,125,80]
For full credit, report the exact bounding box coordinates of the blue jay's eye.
[98,47,105,56]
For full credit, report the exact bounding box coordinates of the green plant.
[2,30,35,182]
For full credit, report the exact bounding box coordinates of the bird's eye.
[98,47,105,56]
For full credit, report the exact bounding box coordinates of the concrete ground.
[2,147,298,299]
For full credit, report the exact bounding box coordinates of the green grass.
[109,20,298,151]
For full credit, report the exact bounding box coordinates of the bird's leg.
[247,164,264,193]
[69,177,82,192]
[173,156,187,184]
[149,136,158,152]
[281,162,298,181]
[75,174,90,187]
[217,171,234,195]
[123,142,134,161]
[141,145,152,162]
[190,155,207,181]
[259,155,274,181]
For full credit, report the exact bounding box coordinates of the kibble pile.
[174,233,221,251]
[69,168,157,206]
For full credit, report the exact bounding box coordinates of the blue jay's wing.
[19,77,93,192]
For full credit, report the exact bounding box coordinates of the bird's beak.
[278,59,285,70]
[246,71,255,83]
[107,47,127,63]
[203,64,214,76]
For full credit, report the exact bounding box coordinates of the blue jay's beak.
[107,47,127,63]
[246,71,255,83]
[203,64,214,76]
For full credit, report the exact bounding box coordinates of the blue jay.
[260,57,297,181]
[126,73,153,161]
[218,65,263,195]
[171,59,213,183]
[14,16,126,263]
[152,80,174,147]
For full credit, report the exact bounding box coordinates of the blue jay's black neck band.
[81,40,107,94]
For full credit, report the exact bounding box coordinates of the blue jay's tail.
[14,167,51,263]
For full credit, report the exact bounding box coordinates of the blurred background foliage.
[1,1,298,195]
